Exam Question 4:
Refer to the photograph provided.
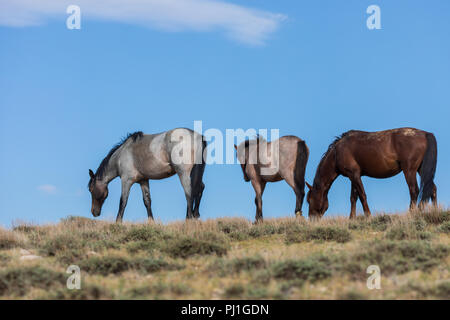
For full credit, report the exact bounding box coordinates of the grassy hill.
[1,209,449,299]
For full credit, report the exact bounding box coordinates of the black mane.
[89,131,143,186]
[313,131,355,186]
[243,134,265,149]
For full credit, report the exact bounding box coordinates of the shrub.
[0,229,23,250]
[125,241,156,254]
[278,279,306,296]
[404,281,450,299]
[246,286,269,299]
[43,284,110,300]
[0,253,10,265]
[12,224,37,233]
[40,234,84,256]
[132,257,184,273]
[217,219,251,241]
[419,210,450,225]
[284,225,305,244]
[55,249,85,265]
[194,231,229,244]
[61,216,98,228]
[22,228,48,245]
[338,290,367,300]
[106,223,128,236]
[438,221,450,233]
[87,239,121,252]
[251,269,272,283]
[342,241,449,279]
[272,255,332,282]
[433,282,450,299]
[223,284,245,298]
[79,230,105,241]
[217,219,250,234]
[230,256,266,273]
[348,216,368,230]
[126,284,164,298]
[0,267,66,296]
[126,282,191,299]
[163,237,228,259]
[413,218,427,231]
[248,224,278,238]
[286,226,352,244]
[78,256,131,275]
[368,214,393,231]
[211,256,266,275]
[78,255,182,275]
[121,225,172,243]
[385,222,432,241]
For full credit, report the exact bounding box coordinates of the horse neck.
[315,149,338,194]
[97,152,120,185]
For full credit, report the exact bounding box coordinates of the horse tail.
[419,133,437,204]
[294,140,309,194]
[190,138,207,214]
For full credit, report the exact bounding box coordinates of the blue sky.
[1,0,449,227]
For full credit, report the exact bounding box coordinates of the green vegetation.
[0,209,449,299]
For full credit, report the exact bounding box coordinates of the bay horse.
[306,128,437,219]
[235,135,309,222]
[88,129,207,222]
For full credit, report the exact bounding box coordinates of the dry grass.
[0,209,449,300]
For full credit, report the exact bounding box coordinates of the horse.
[235,135,309,222]
[88,129,207,222]
[306,128,437,219]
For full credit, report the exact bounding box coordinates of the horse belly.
[358,154,401,178]
[135,135,176,180]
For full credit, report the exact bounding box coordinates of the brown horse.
[235,135,309,222]
[306,128,437,219]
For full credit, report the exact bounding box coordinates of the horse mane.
[243,134,266,149]
[313,130,356,186]
[90,131,143,184]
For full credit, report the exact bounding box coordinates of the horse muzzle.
[91,208,101,217]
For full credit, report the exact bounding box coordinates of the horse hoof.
[295,211,302,218]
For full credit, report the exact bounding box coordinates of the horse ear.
[89,169,95,179]
[234,144,238,150]
[306,182,313,190]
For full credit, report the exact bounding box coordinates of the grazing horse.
[88,129,207,222]
[306,128,437,219]
[235,135,309,222]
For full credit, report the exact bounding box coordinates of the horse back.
[336,128,428,178]
[129,132,176,180]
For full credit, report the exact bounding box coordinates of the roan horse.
[235,136,309,222]
[88,129,207,222]
[307,128,437,219]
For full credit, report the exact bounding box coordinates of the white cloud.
[37,184,57,194]
[0,0,286,45]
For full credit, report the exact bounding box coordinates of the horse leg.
[432,183,437,207]
[116,179,133,223]
[284,175,304,217]
[350,182,358,219]
[351,175,371,217]
[294,187,305,218]
[403,169,419,211]
[193,182,205,219]
[251,179,266,223]
[140,180,153,221]
[177,171,194,220]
